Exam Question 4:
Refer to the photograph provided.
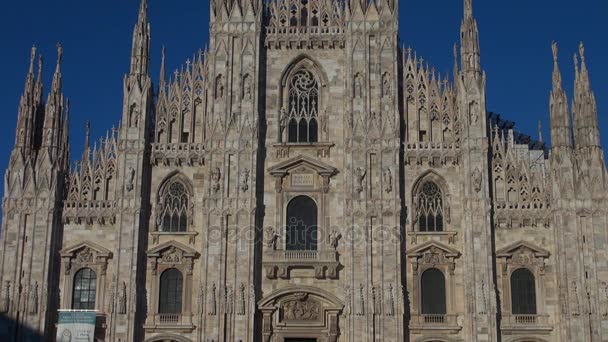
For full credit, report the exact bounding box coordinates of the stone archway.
[258,286,344,342]
[143,334,193,342]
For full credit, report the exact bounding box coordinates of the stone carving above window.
[281,293,321,322]
[268,155,338,194]
[258,287,343,342]
[60,241,113,276]
[496,241,550,276]
[407,241,460,276]
[147,241,198,275]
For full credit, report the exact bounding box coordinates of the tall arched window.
[421,268,446,315]
[417,181,444,232]
[159,178,191,232]
[286,196,318,251]
[72,268,97,310]
[287,69,319,143]
[511,268,537,315]
[159,268,183,314]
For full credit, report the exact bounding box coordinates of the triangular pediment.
[147,240,198,258]
[406,240,460,258]
[496,241,550,258]
[60,241,112,259]
[268,155,338,178]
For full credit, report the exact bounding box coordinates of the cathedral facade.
[1,0,607,341]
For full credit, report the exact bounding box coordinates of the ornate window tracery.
[416,181,444,232]
[158,177,191,233]
[287,69,319,143]
[72,268,97,310]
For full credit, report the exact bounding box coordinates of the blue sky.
[0,0,606,202]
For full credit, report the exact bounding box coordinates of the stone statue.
[472,167,482,193]
[240,168,250,192]
[126,166,136,192]
[211,167,221,193]
[208,283,217,315]
[1,281,10,313]
[355,167,366,194]
[383,167,393,193]
[28,281,38,315]
[329,230,341,250]
[118,282,127,315]
[265,227,280,251]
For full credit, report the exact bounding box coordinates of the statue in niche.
[129,104,140,127]
[126,166,136,192]
[240,168,250,192]
[469,101,480,125]
[211,167,221,193]
[28,281,38,315]
[1,281,11,313]
[243,75,252,100]
[383,167,393,193]
[355,167,366,194]
[118,282,127,314]
[382,73,391,98]
[354,74,363,98]
[208,283,217,315]
[472,167,482,192]
[571,281,580,316]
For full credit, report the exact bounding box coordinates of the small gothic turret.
[549,42,572,150]
[572,42,601,150]
[14,46,44,155]
[130,0,150,77]
[460,0,482,78]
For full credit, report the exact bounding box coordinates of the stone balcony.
[409,314,462,334]
[501,314,553,335]
[265,26,346,49]
[144,313,195,333]
[151,143,205,166]
[63,200,118,225]
[404,141,460,167]
[263,249,340,280]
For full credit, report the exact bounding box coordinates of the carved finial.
[55,43,63,73]
[579,41,585,62]
[538,120,543,143]
[160,46,166,86]
[85,120,91,150]
[464,0,473,17]
[573,53,579,75]
[551,41,558,63]
[29,46,37,74]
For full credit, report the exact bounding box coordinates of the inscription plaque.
[291,174,314,187]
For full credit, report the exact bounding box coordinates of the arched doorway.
[143,335,192,342]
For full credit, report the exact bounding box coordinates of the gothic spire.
[130,0,150,77]
[43,44,66,149]
[14,46,44,154]
[159,46,166,88]
[460,0,481,77]
[549,42,572,150]
[51,43,63,93]
[572,42,600,149]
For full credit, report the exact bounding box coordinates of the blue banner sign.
[56,311,96,342]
